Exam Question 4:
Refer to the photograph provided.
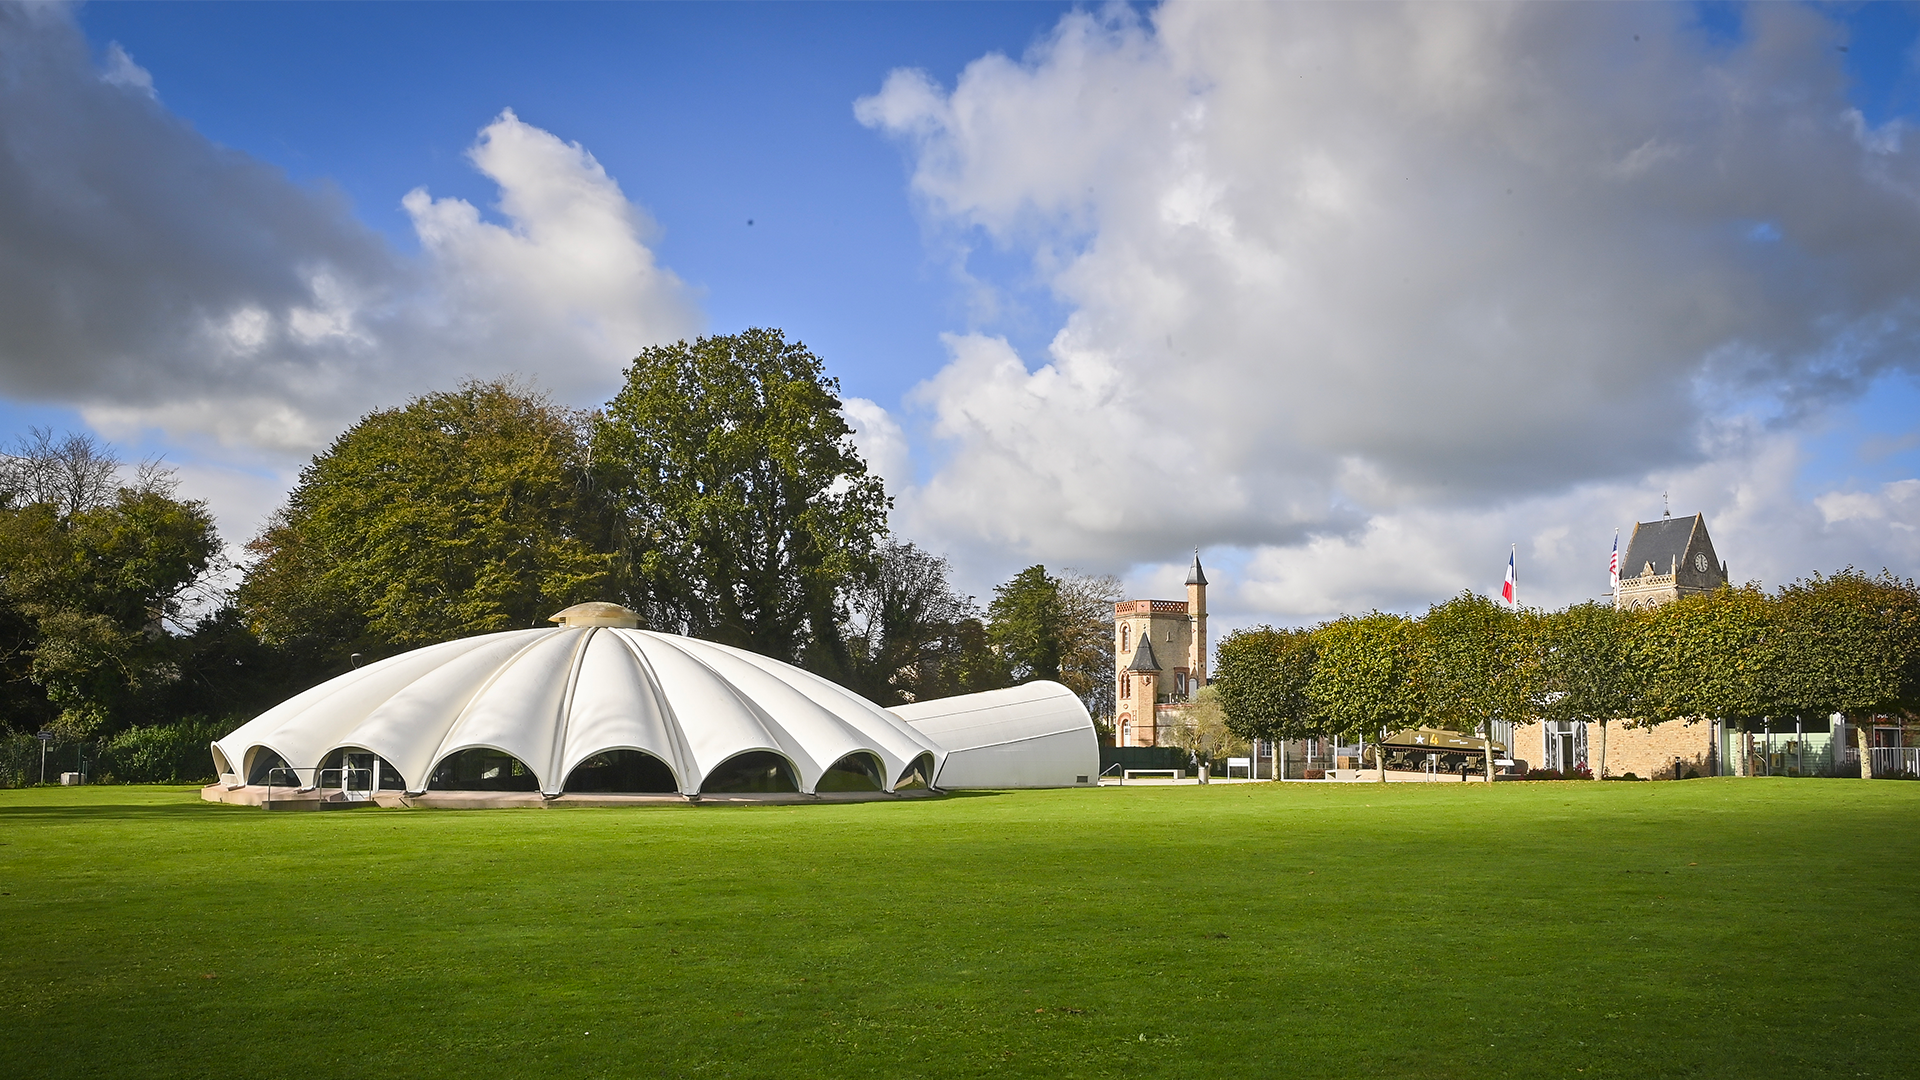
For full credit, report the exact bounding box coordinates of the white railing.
[1869,747,1920,778]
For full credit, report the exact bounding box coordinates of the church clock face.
[1694,553,1709,572]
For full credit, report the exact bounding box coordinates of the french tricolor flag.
[1500,548,1517,608]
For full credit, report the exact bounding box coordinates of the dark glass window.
[699,751,798,794]
[319,747,406,791]
[564,750,678,794]
[246,747,293,786]
[816,751,885,793]
[428,748,540,791]
[893,752,937,791]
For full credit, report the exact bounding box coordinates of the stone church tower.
[1614,512,1729,610]
[1113,552,1208,747]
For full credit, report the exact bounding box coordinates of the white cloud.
[0,22,696,435]
[842,396,911,497]
[860,1,1920,618]
[0,7,699,541]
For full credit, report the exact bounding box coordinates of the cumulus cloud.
[859,2,1920,616]
[0,5,698,459]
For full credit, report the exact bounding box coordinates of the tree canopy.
[1214,625,1322,743]
[0,432,220,738]
[592,329,889,670]
[240,379,612,670]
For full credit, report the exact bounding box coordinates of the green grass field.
[1,780,1914,1079]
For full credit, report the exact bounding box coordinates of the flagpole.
[1511,543,1517,610]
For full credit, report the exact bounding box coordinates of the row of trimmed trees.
[2,329,1125,760]
[1214,576,1920,779]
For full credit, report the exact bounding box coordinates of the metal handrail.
[263,766,300,808]
[318,767,374,800]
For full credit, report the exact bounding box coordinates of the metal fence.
[1870,747,1920,779]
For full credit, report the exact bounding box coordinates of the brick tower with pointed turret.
[1113,551,1209,747]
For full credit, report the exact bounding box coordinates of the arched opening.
[428,748,539,792]
[319,747,406,792]
[1121,624,1130,652]
[564,750,678,794]
[892,752,937,792]
[817,751,885,793]
[245,746,294,786]
[699,751,798,795]
[211,744,233,776]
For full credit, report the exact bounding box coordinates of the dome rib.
[621,631,794,792]
[656,634,875,787]
[216,631,544,787]
[427,629,582,793]
[325,630,554,791]
[540,626,602,795]
[559,628,693,795]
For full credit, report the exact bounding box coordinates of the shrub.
[1524,768,1563,780]
[95,718,229,784]
[1621,772,1641,781]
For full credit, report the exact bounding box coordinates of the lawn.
[0,779,1914,1079]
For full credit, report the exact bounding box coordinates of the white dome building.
[207,603,1098,807]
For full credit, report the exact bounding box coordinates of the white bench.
[1122,768,1183,781]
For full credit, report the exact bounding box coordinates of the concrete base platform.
[202,783,940,810]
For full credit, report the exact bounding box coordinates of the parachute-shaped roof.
[213,623,945,797]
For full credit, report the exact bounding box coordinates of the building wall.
[1510,718,1717,778]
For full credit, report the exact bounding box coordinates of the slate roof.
[1620,513,1704,579]
[1186,550,1208,586]
[1125,629,1162,673]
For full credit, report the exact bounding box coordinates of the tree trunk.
[1856,717,1875,780]
[1598,721,1609,780]
[1483,720,1496,783]
[1375,730,1387,783]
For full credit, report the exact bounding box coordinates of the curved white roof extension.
[213,621,945,798]
[891,681,1100,789]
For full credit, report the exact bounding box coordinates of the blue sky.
[5,1,1920,624]
[73,1,1079,408]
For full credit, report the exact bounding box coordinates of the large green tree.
[839,540,1010,705]
[1636,585,1774,728]
[0,432,220,738]
[987,566,1064,683]
[240,379,612,672]
[1420,593,1536,780]
[1769,570,1920,779]
[1537,602,1641,778]
[1307,612,1426,782]
[1214,625,1323,745]
[593,330,889,671]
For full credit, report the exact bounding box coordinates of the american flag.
[1609,529,1619,591]
[1501,548,1516,608]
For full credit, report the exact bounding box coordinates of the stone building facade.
[1114,553,1208,747]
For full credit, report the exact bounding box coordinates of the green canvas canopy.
[1381,728,1497,754]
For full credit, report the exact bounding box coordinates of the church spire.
[1186,548,1208,586]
